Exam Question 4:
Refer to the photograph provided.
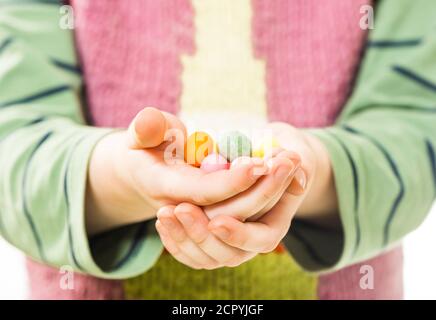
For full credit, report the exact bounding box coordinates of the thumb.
[127,107,186,149]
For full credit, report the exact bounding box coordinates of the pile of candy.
[184,131,278,173]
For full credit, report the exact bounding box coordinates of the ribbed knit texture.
[27,0,403,299]
[124,251,316,299]
[318,247,403,300]
[252,0,369,127]
[73,0,194,126]
[26,258,124,300]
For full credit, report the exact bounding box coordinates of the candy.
[217,131,252,162]
[252,137,280,158]
[185,131,215,167]
[200,153,230,173]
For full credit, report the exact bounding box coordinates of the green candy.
[217,131,252,162]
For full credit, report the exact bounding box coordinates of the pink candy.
[200,153,230,173]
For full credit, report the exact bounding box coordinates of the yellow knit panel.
[124,252,317,300]
[179,0,267,133]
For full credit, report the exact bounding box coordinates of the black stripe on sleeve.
[26,116,47,126]
[0,0,61,6]
[0,116,47,143]
[0,117,46,241]
[112,222,149,270]
[351,103,436,116]
[63,136,87,271]
[393,65,436,93]
[22,131,53,262]
[327,131,361,256]
[367,39,422,48]
[426,140,436,196]
[0,85,72,108]
[35,0,62,3]
[51,58,82,75]
[342,125,405,246]
[0,37,13,55]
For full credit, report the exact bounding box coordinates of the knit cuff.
[282,128,357,273]
[68,128,163,279]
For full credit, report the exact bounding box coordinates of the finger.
[174,203,255,266]
[128,107,167,149]
[157,206,218,268]
[157,111,188,152]
[204,154,299,221]
[247,166,295,221]
[208,195,298,253]
[152,157,266,206]
[268,124,315,195]
[156,206,185,241]
[128,107,186,149]
[248,151,303,220]
[155,220,202,269]
[286,167,307,195]
[271,149,307,195]
[272,149,301,164]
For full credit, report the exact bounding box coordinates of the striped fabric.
[0,0,436,299]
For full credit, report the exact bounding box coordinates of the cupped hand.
[156,203,257,270]
[155,121,339,270]
[156,197,302,270]
[86,107,264,234]
[203,122,317,222]
[125,108,265,208]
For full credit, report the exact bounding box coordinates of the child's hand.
[155,122,339,270]
[154,122,317,270]
[265,122,339,226]
[204,121,339,241]
[204,150,302,221]
[85,107,264,235]
[156,203,256,269]
[203,122,317,222]
[156,199,299,270]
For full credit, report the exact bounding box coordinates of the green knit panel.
[124,251,317,299]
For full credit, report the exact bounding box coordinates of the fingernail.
[249,165,267,177]
[295,168,307,190]
[211,227,230,240]
[177,212,194,226]
[157,206,172,218]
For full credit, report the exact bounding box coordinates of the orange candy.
[185,131,215,167]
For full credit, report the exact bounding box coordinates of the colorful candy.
[252,137,280,158]
[217,131,252,162]
[183,129,281,169]
[184,131,215,167]
[200,153,230,173]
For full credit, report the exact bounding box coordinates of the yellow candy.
[185,131,215,167]
[252,137,280,158]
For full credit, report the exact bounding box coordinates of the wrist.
[85,131,155,235]
[296,131,340,228]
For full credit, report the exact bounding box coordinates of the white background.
[0,205,435,299]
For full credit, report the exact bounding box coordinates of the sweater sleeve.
[0,1,162,279]
[283,0,436,272]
